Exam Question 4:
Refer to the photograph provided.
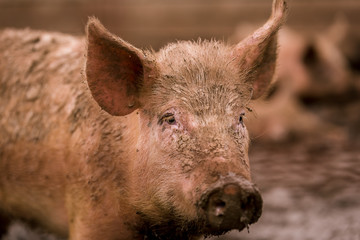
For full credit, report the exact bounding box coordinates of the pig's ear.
[234,0,288,99]
[86,18,149,116]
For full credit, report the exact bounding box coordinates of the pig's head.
[85,0,287,238]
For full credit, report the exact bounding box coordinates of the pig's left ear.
[234,0,288,99]
[85,17,154,116]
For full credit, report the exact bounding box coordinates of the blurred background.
[1,0,359,239]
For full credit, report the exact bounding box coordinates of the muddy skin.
[0,0,287,239]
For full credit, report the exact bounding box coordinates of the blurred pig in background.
[230,15,360,143]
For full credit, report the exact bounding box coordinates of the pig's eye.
[239,113,245,126]
[160,113,177,125]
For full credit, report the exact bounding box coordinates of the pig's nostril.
[214,200,226,208]
[241,196,252,210]
[214,200,226,217]
[241,201,247,210]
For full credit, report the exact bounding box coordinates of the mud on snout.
[197,175,263,236]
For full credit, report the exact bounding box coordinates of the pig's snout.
[201,180,262,234]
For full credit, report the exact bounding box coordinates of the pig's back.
[0,29,87,235]
[0,28,86,145]
[0,29,139,235]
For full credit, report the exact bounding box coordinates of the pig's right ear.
[233,0,288,99]
[86,18,152,116]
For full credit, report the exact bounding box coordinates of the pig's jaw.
[134,217,205,240]
[131,174,262,239]
[131,197,207,240]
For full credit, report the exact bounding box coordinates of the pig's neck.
[67,108,142,238]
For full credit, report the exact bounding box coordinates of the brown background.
[1,0,360,50]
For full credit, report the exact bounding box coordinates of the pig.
[325,15,360,74]
[0,0,288,239]
[230,18,353,141]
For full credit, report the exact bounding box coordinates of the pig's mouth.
[136,177,262,239]
[198,176,263,236]
[134,175,262,239]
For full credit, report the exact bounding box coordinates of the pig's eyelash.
[159,113,177,125]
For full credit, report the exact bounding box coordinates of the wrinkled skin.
[0,0,287,239]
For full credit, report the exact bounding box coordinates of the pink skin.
[0,0,287,239]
